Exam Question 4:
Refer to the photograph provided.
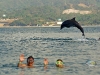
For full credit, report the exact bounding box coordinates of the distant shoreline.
[0,25,100,28]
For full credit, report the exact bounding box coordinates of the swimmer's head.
[56,59,64,68]
[27,56,34,66]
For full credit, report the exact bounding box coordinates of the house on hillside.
[56,19,62,25]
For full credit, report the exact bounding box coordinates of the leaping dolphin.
[60,17,85,36]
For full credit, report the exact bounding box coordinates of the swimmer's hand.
[44,58,48,66]
[19,54,25,62]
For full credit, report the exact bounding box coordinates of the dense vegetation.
[0,0,100,26]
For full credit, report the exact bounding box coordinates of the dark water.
[0,26,100,75]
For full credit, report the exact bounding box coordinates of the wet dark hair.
[27,56,34,63]
[57,59,63,62]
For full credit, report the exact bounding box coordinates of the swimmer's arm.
[17,61,27,68]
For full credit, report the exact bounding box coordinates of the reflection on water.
[19,69,24,75]
[0,26,100,75]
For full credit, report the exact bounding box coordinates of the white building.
[57,22,62,24]
[57,18,62,24]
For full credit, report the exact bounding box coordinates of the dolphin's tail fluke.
[82,33,85,37]
[82,33,85,39]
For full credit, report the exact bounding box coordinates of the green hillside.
[0,0,100,26]
[0,0,100,11]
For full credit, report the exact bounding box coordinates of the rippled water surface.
[0,26,100,75]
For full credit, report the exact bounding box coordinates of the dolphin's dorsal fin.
[71,17,76,21]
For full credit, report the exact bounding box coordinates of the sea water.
[0,26,100,75]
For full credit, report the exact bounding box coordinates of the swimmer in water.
[56,59,64,68]
[18,54,34,68]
